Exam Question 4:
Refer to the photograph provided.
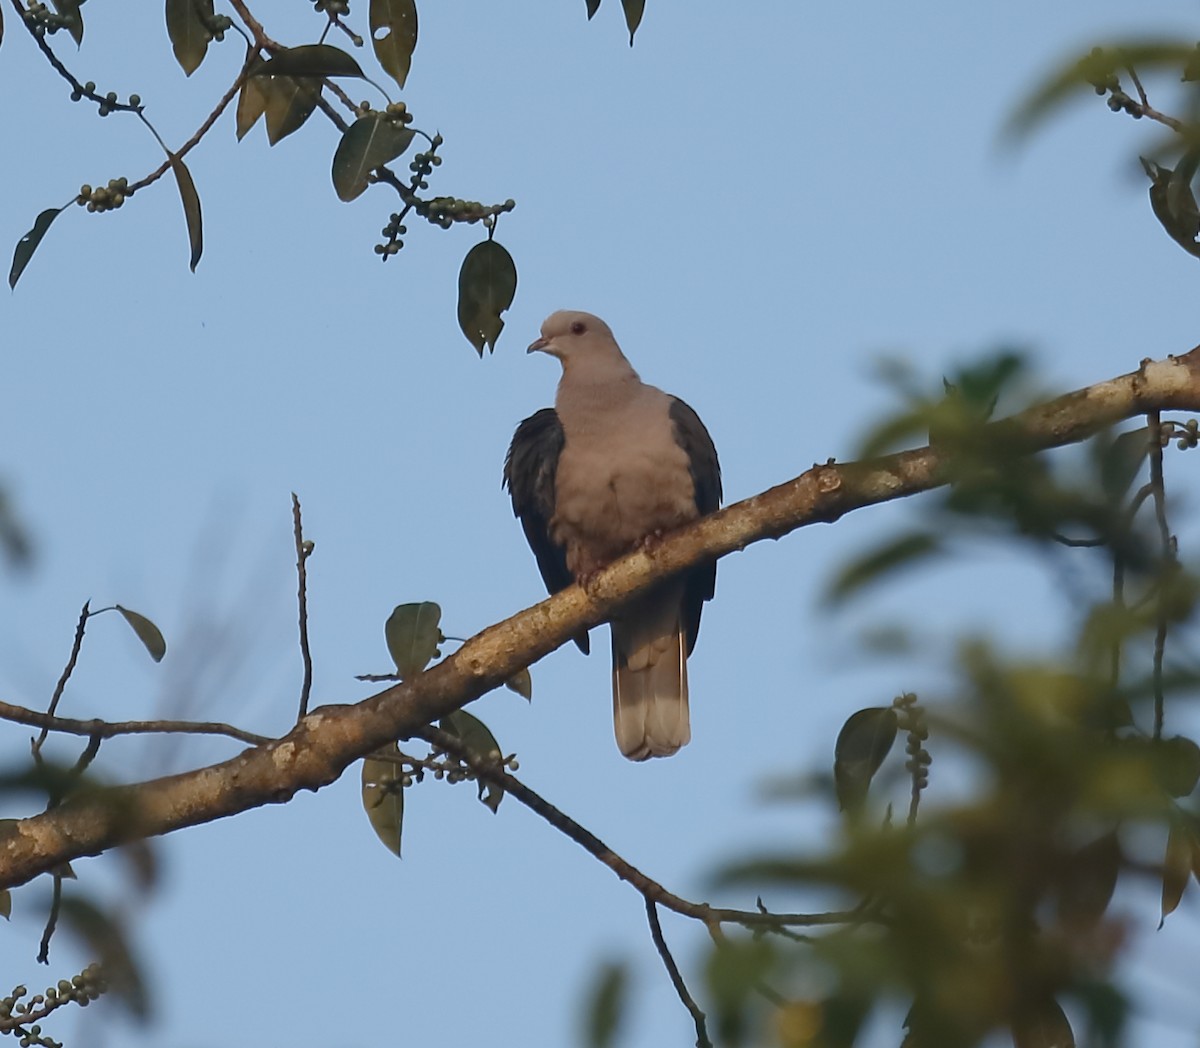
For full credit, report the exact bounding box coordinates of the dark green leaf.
[385,601,443,678]
[441,709,504,812]
[1160,817,1193,926]
[504,666,532,701]
[0,4,5,48]
[0,889,10,920]
[457,239,517,355]
[50,0,82,46]
[620,0,643,44]
[1159,736,1200,798]
[252,43,365,79]
[833,707,898,811]
[168,154,203,272]
[361,749,404,858]
[370,0,417,89]
[1056,830,1120,929]
[9,206,66,290]
[166,0,214,76]
[1012,997,1075,1048]
[1141,155,1200,258]
[826,532,941,604]
[585,0,600,18]
[115,605,167,662]
[235,76,269,141]
[583,961,627,1048]
[1095,426,1149,502]
[264,77,322,145]
[61,898,147,1017]
[331,112,415,202]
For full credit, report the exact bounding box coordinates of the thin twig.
[645,900,712,1048]
[292,494,314,719]
[1147,411,1175,740]
[1126,65,1150,108]
[36,602,90,757]
[414,725,865,931]
[0,699,271,746]
[36,874,62,965]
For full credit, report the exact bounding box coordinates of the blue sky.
[4,2,1200,1045]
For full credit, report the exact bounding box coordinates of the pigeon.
[504,310,721,759]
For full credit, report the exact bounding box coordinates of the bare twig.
[1147,410,1176,739]
[416,725,863,931]
[0,699,271,747]
[35,602,90,757]
[36,874,62,965]
[292,494,314,719]
[645,900,712,1048]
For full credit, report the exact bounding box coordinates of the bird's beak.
[527,335,549,354]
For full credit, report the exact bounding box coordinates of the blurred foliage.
[668,351,1200,1047]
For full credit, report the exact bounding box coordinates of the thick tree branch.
[3,349,1200,888]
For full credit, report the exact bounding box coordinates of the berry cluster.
[76,177,130,213]
[1,964,107,1048]
[20,1,79,38]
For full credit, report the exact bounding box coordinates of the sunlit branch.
[4,350,1200,888]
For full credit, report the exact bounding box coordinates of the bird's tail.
[611,584,690,761]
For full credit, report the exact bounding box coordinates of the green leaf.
[168,154,203,272]
[457,239,518,355]
[585,0,600,18]
[1141,154,1200,259]
[370,0,417,90]
[441,709,504,812]
[826,531,941,604]
[1056,830,1120,930]
[235,76,269,141]
[705,937,776,1046]
[620,0,643,44]
[833,707,898,811]
[50,0,82,46]
[1007,42,1197,142]
[583,961,627,1048]
[0,889,10,920]
[1094,426,1149,503]
[1158,736,1200,798]
[1012,997,1075,1048]
[0,4,5,48]
[264,77,322,145]
[252,43,365,79]
[331,112,415,202]
[166,0,214,76]
[385,601,443,678]
[504,667,532,701]
[115,605,167,663]
[1160,817,1194,926]
[9,206,66,290]
[61,897,147,1018]
[361,749,404,858]
[1184,44,1200,82]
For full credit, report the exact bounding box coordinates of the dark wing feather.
[669,397,722,655]
[503,407,590,654]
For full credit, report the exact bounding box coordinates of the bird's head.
[527,310,619,361]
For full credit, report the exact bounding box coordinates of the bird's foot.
[636,529,668,553]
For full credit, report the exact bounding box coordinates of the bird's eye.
[570,321,586,335]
